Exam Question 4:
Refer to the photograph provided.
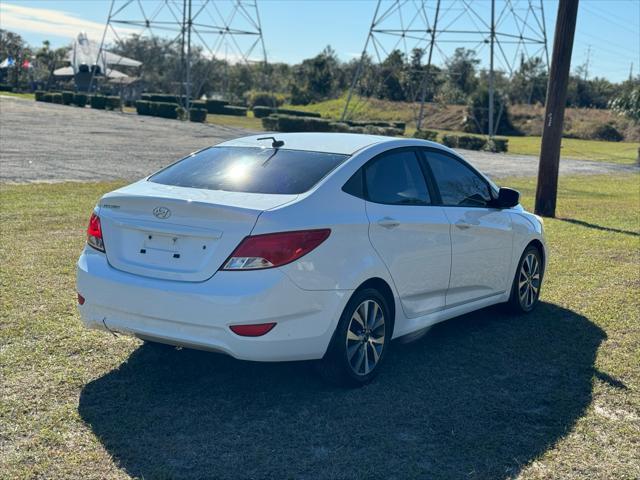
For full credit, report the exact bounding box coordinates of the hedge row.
[35,91,118,109]
[141,93,183,104]
[262,115,402,136]
[89,95,121,110]
[253,106,323,119]
[346,120,406,133]
[189,108,207,123]
[413,129,439,141]
[441,134,509,152]
[135,100,179,119]
[0,84,13,92]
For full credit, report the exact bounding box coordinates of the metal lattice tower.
[94,0,268,108]
[343,0,549,136]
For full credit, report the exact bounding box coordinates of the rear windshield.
[148,146,349,195]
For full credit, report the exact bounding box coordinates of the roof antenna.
[258,136,285,148]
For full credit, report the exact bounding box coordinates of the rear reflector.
[222,229,330,270]
[77,293,85,305]
[87,212,105,252]
[229,323,277,337]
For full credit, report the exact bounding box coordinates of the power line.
[343,0,549,137]
[95,0,268,110]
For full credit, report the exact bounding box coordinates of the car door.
[421,149,514,307]
[362,148,451,318]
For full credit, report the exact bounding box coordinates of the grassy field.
[1,174,638,479]
[0,92,35,100]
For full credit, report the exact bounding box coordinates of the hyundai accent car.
[77,133,546,386]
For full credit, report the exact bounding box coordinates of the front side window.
[149,147,349,195]
[364,150,430,205]
[426,151,491,207]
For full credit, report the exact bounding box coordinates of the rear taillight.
[222,229,331,270]
[87,212,105,252]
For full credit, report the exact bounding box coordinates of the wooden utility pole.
[535,0,580,217]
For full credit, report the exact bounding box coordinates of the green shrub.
[485,137,509,153]
[443,134,489,150]
[51,93,63,104]
[189,108,207,123]
[590,123,624,142]
[457,135,487,150]
[276,108,321,118]
[153,102,178,119]
[328,122,352,133]
[464,88,520,135]
[345,119,406,134]
[253,106,276,118]
[0,83,13,92]
[105,96,121,110]
[274,114,331,132]
[442,134,458,148]
[413,129,438,141]
[362,125,403,136]
[136,100,150,115]
[73,93,88,107]
[42,93,53,103]
[221,105,247,116]
[141,93,181,104]
[262,115,279,131]
[206,99,230,114]
[90,95,106,110]
[61,91,74,105]
[244,90,286,108]
[35,91,45,102]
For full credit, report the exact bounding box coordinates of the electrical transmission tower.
[343,0,549,136]
[95,0,268,109]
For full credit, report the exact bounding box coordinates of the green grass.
[1,175,639,479]
[508,135,639,164]
[206,112,262,130]
[0,91,35,100]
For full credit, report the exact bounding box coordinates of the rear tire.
[317,288,391,387]
[507,245,543,313]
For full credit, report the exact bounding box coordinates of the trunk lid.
[98,180,296,282]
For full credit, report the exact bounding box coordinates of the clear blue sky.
[1,0,638,82]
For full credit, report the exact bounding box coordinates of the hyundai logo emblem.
[153,206,171,219]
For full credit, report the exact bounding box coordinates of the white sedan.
[77,133,546,386]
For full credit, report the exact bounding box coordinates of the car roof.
[217,132,403,155]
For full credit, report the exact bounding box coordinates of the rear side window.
[364,150,431,205]
[149,146,349,195]
[426,151,492,207]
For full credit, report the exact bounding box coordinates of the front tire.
[317,288,391,387]
[507,245,543,313]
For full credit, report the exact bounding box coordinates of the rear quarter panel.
[252,188,393,292]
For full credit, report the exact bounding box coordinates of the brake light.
[230,322,277,337]
[87,212,105,252]
[222,229,331,270]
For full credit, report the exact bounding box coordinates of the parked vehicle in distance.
[77,133,546,386]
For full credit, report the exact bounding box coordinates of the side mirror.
[493,187,520,209]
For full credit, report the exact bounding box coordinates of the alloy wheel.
[518,252,541,309]
[345,300,385,376]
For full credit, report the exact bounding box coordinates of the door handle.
[455,221,471,230]
[377,217,400,229]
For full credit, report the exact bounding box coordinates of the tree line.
[1,28,638,117]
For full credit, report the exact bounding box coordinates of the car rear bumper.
[76,247,350,361]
